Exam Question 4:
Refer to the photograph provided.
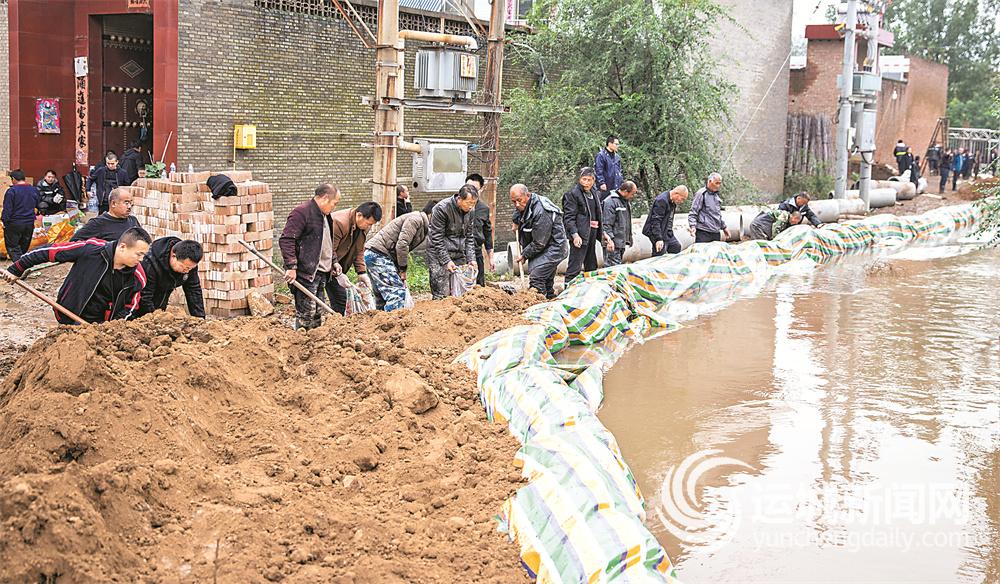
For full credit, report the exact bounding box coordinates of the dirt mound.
[0,287,540,583]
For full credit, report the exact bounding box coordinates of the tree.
[501,0,735,204]
[883,0,1000,128]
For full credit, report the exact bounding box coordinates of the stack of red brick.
[130,170,275,317]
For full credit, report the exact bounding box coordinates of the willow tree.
[500,0,735,204]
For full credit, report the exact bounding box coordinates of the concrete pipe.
[837,198,867,216]
[895,181,917,201]
[803,199,842,224]
[721,210,743,242]
[868,187,897,208]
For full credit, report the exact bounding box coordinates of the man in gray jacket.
[511,184,569,299]
[601,180,636,267]
[364,199,436,311]
[426,184,479,299]
[688,172,729,243]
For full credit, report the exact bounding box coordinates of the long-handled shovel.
[2,274,87,325]
[238,240,337,316]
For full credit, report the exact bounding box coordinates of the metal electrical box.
[412,138,468,193]
[857,109,878,151]
[414,48,478,100]
[234,124,257,149]
[852,72,881,96]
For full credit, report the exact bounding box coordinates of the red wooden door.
[101,24,153,158]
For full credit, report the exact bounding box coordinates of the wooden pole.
[4,276,87,325]
[237,241,338,316]
[370,0,402,228]
[480,0,507,248]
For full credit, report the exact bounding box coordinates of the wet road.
[599,247,1000,583]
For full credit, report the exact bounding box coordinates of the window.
[432,148,463,173]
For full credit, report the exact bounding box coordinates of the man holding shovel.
[278,183,341,330]
[2,227,151,324]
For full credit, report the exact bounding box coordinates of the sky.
[792,0,839,38]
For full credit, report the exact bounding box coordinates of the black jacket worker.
[562,167,608,283]
[777,192,823,227]
[88,153,129,215]
[138,237,206,318]
[466,173,494,287]
[72,188,142,241]
[511,184,569,299]
[642,185,690,257]
[3,228,151,324]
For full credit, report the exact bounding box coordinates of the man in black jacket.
[88,153,129,214]
[466,173,494,286]
[426,184,478,299]
[72,188,143,241]
[511,184,568,299]
[2,227,150,324]
[278,183,341,330]
[137,238,206,318]
[894,139,909,176]
[777,192,823,227]
[395,184,413,217]
[120,140,144,185]
[562,167,609,283]
[601,181,636,267]
[642,185,689,257]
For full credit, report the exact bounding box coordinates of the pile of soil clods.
[0,287,540,583]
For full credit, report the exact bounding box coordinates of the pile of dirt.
[0,287,540,583]
[871,176,995,217]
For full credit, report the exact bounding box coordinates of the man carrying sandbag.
[777,191,822,227]
[426,184,479,300]
[364,199,437,311]
[328,202,380,315]
[510,184,569,299]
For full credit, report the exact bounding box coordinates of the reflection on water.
[598,247,1000,583]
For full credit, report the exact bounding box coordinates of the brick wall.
[711,0,792,195]
[176,0,534,237]
[789,40,948,168]
[0,0,9,172]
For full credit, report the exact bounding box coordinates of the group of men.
[2,173,207,324]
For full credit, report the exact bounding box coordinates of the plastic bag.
[450,264,478,297]
[402,290,415,309]
[339,274,376,316]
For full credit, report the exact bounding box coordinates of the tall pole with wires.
[480,0,506,246]
[834,0,858,199]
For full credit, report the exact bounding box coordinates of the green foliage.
[974,188,1000,245]
[144,161,166,179]
[501,0,736,201]
[883,0,1000,128]
[784,169,835,198]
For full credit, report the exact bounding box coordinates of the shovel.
[238,240,337,316]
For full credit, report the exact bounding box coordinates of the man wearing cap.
[563,167,609,283]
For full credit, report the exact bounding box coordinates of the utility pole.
[480,0,506,245]
[834,0,858,199]
[371,0,403,224]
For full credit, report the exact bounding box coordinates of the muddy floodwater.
[599,246,1000,583]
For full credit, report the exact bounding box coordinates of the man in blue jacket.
[951,149,964,192]
[2,170,40,262]
[595,136,623,201]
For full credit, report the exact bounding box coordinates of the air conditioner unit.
[414,48,478,100]
[412,138,468,193]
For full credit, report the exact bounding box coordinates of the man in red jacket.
[2,228,150,324]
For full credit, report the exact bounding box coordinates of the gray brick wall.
[0,0,9,172]
[711,0,792,195]
[177,0,533,237]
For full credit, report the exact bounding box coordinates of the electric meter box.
[411,138,468,193]
[234,124,257,149]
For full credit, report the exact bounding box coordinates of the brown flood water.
[599,247,1000,584]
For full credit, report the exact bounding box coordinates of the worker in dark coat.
[777,192,823,227]
[511,184,568,299]
[594,136,623,200]
[120,140,144,185]
[642,185,689,256]
[72,188,143,241]
[562,167,609,283]
[426,185,478,299]
[894,139,909,176]
[395,184,414,216]
[36,170,67,215]
[278,183,341,329]
[88,153,129,214]
[465,173,494,286]
[2,228,150,324]
[137,237,206,318]
[601,181,636,267]
[1,169,40,262]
